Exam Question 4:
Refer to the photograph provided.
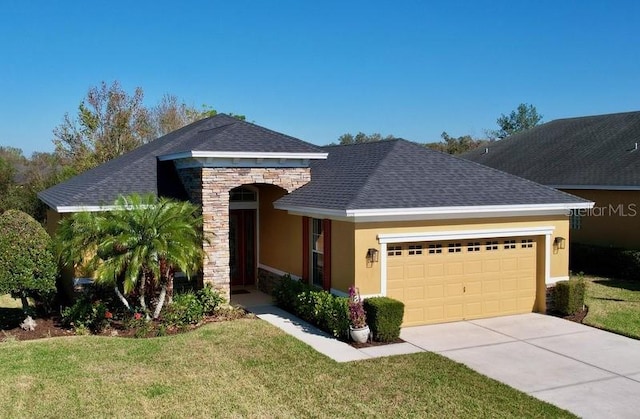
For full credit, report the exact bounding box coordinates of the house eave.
[274,202,595,222]
[551,185,640,191]
[157,151,328,161]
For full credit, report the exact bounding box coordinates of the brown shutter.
[322,219,331,291]
[302,216,309,283]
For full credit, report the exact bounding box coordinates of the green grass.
[579,276,640,339]
[0,319,572,418]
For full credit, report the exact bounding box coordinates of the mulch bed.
[1,308,255,342]
[349,337,405,348]
[562,306,589,323]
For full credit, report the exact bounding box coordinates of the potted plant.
[348,286,370,343]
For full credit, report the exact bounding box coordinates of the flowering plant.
[348,286,367,329]
[104,311,113,320]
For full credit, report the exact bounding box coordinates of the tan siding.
[563,189,640,249]
[258,185,303,277]
[329,221,355,293]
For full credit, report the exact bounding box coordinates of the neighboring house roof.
[274,139,591,220]
[461,111,640,189]
[38,114,325,211]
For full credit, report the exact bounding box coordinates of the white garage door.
[387,237,538,326]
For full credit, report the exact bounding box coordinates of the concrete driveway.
[400,313,640,419]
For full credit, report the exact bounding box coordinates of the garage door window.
[503,240,516,249]
[486,241,499,250]
[388,245,402,256]
[448,243,462,253]
[521,239,534,248]
[467,242,481,252]
[428,244,442,254]
[408,244,423,255]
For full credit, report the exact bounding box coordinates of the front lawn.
[0,319,572,418]
[579,276,640,339]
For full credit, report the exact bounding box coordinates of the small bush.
[273,276,349,340]
[61,295,110,333]
[553,279,586,316]
[0,210,57,312]
[163,292,204,327]
[197,285,225,315]
[363,297,405,342]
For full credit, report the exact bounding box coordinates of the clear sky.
[1,0,638,156]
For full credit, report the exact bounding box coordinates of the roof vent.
[631,143,638,152]
[484,147,489,154]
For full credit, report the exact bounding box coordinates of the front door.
[229,209,256,286]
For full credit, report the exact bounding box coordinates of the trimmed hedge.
[571,243,640,281]
[363,297,404,342]
[553,279,586,316]
[273,276,349,340]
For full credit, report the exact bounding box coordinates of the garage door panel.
[387,236,538,326]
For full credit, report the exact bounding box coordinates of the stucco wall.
[563,189,640,249]
[258,185,303,278]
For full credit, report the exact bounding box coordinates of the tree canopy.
[335,132,397,145]
[490,103,543,139]
[55,194,205,319]
[425,132,489,155]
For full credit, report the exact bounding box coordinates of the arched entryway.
[229,186,258,287]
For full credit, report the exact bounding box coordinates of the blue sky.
[1,0,638,156]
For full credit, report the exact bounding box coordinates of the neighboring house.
[462,110,640,250]
[39,114,591,326]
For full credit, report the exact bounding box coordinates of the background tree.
[426,132,489,155]
[489,103,543,139]
[0,210,57,313]
[52,81,153,174]
[56,194,204,319]
[335,132,397,145]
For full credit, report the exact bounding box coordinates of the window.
[311,219,324,288]
[428,244,443,254]
[229,186,257,202]
[448,243,462,253]
[504,239,516,249]
[467,242,481,252]
[388,245,402,256]
[521,239,534,248]
[485,241,499,251]
[408,244,423,255]
[570,213,582,230]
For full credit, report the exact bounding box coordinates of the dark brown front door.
[229,209,256,286]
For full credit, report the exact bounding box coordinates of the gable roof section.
[39,114,324,211]
[461,111,640,188]
[275,139,591,221]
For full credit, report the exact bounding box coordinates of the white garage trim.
[377,226,556,297]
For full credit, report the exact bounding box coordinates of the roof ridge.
[346,140,404,209]
[549,110,640,124]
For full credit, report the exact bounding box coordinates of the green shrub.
[197,285,225,315]
[61,294,110,333]
[570,243,640,281]
[363,297,405,342]
[163,292,205,327]
[0,209,57,312]
[273,276,349,340]
[553,279,586,315]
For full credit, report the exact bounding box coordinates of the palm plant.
[56,193,204,319]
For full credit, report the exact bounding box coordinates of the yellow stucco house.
[463,110,640,250]
[39,114,591,326]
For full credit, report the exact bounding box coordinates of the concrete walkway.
[233,289,640,418]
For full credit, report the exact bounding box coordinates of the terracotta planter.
[349,325,370,343]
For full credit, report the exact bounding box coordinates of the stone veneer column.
[200,167,311,301]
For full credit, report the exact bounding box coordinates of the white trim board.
[377,226,556,244]
[276,202,594,222]
[552,185,640,191]
[547,276,570,285]
[158,151,328,161]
